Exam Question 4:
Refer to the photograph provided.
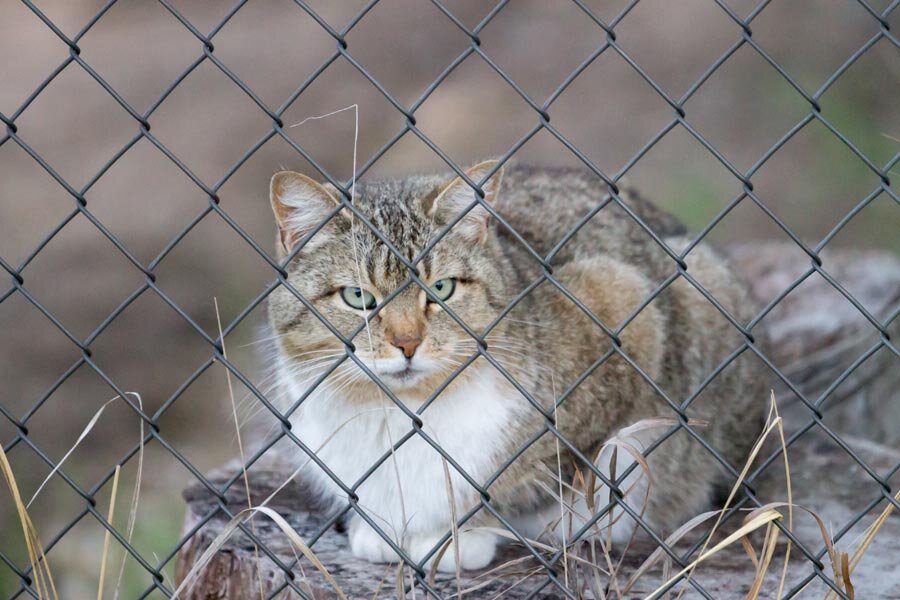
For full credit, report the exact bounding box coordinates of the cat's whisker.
[290,353,346,368]
[234,373,302,431]
[286,356,345,374]
[326,368,363,391]
[485,337,535,350]
[248,368,361,429]
[239,331,336,349]
[235,370,282,418]
[237,331,294,348]
[290,347,346,358]
[275,363,355,407]
[234,380,300,432]
[435,342,555,383]
[498,318,552,329]
[284,355,348,382]
[323,373,364,402]
[238,390,293,430]
[237,382,283,423]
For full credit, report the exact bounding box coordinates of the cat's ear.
[270,171,342,255]
[429,160,504,244]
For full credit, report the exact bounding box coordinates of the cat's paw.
[348,518,401,564]
[409,529,497,572]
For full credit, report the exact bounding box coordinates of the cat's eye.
[429,278,456,302]
[341,287,376,310]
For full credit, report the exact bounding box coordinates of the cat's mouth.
[386,366,418,382]
[378,363,427,387]
[372,357,436,387]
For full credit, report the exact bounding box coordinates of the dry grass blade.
[456,555,536,596]
[535,461,586,499]
[485,566,545,600]
[427,537,453,588]
[371,562,394,599]
[527,415,686,597]
[645,508,784,600]
[214,297,265,600]
[671,397,785,600]
[474,527,610,574]
[598,418,688,597]
[737,499,862,598]
[744,520,780,600]
[0,440,59,599]
[97,465,121,600]
[152,552,175,589]
[394,561,405,600]
[27,392,141,508]
[822,487,900,600]
[407,558,418,600]
[18,390,146,600]
[551,376,569,588]
[425,452,462,596]
[840,553,854,600]
[170,505,347,600]
[632,395,805,599]
[771,393,793,599]
[113,392,146,600]
[622,509,723,594]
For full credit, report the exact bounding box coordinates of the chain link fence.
[1,0,898,598]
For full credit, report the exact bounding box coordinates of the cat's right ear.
[270,171,342,256]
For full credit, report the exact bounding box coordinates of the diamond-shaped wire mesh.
[1,0,898,598]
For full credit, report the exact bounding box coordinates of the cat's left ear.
[429,160,504,244]
[270,171,342,256]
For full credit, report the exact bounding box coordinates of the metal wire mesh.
[1,0,898,598]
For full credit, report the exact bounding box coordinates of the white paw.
[409,529,497,572]
[348,518,401,564]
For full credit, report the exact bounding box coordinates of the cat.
[265,160,766,572]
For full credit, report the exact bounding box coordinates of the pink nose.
[391,336,422,359]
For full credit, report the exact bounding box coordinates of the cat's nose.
[391,336,422,359]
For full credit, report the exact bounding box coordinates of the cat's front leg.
[407,529,498,572]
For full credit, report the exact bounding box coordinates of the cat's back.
[494,164,686,272]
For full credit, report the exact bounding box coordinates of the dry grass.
[1,390,148,600]
[166,386,887,599]
[169,505,348,600]
[167,375,900,599]
[97,466,121,600]
[448,392,884,600]
[0,440,58,600]
[4,379,896,600]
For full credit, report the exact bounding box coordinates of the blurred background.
[1,0,898,597]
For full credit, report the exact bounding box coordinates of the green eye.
[341,287,376,310]
[429,278,456,302]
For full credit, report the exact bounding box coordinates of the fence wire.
[1,0,898,599]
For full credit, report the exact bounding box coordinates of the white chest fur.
[282,363,523,539]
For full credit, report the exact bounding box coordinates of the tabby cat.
[266,161,765,572]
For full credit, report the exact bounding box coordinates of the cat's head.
[267,161,510,397]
